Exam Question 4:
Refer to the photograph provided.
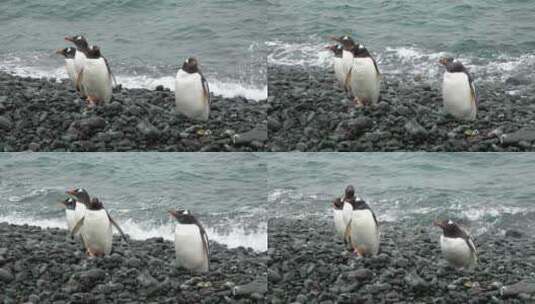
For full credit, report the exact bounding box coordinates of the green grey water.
[0,0,267,100]
[0,153,267,250]
[267,153,535,236]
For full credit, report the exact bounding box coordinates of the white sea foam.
[267,40,535,87]
[0,57,267,101]
[0,214,267,252]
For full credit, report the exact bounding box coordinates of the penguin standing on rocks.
[439,57,477,121]
[64,188,88,237]
[168,208,209,273]
[325,44,346,91]
[334,185,357,250]
[55,47,77,85]
[175,57,210,121]
[64,35,90,94]
[330,36,356,94]
[434,219,478,270]
[332,197,346,241]
[71,197,128,256]
[349,44,382,106]
[78,45,114,107]
[349,197,380,256]
[60,197,79,233]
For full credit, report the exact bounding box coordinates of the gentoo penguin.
[332,197,346,241]
[79,45,113,107]
[335,185,357,250]
[55,47,77,85]
[174,57,210,121]
[330,36,356,94]
[60,197,78,233]
[325,44,346,91]
[434,219,478,270]
[64,35,89,94]
[349,44,382,106]
[64,188,88,237]
[168,208,209,273]
[349,198,380,256]
[71,198,128,256]
[439,57,477,121]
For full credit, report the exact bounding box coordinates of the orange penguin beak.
[64,36,74,42]
[328,35,342,43]
[168,210,178,218]
[55,48,64,55]
[433,220,445,229]
[439,57,448,66]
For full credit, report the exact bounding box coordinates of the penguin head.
[65,35,89,50]
[332,198,344,209]
[325,44,343,57]
[433,219,465,238]
[55,47,76,59]
[439,57,454,66]
[66,188,90,205]
[86,45,102,59]
[329,35,354,50]
[87,198,104,210]
[344,185,355,200]
[168,208,196,224]
[352,44,370,57]
[60,197,77,210]
[182,57,199,74]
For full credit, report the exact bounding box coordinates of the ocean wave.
[267,40,535,87]
[0,215,267,252]
[0,57,267,101]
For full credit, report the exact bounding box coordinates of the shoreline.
[268,217,535,303]
[0,222,267,303]
[267,65,535,152]
[0,71,267,152]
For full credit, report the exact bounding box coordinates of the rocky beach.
[268,66,535,152]
[0,72,267,152]
[268,217,535,303]
[0,222,267,303]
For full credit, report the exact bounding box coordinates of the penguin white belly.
[342,50,353,76]
[174,224,208,272]
[81,210,113,255]
[74,51,86,76]
[72,202,86,237]
[175,70,209,121]
[81,58,112,103]
[65,59,77,84]
[333,58,345,89]
[350,58,381,104]
[342,202,353,227]
[442,72,476,120]
[350,209,379,256]
[333,209,345,239]
[440,236,474,268]
[65,209,77,232]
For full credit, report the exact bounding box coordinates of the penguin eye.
[76,36,82,41]
[448,220,453,225]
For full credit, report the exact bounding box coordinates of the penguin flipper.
[76,68,84,93]
[107,211,128,243]
[344,67,352,93]
[71,217,85,238]
[200,72,211,106]
[470,81,478,106]
[371,56,382,78]
[103,57,117,87]
[344,219,352,249]
[466,237,478,265]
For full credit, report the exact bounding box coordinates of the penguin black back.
[182,57,199,74]
[87,198,104,210]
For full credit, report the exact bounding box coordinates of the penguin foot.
[86,249,95,257]
[353,97,364,108]
[353,248,362,257]
[86,95,101,108]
